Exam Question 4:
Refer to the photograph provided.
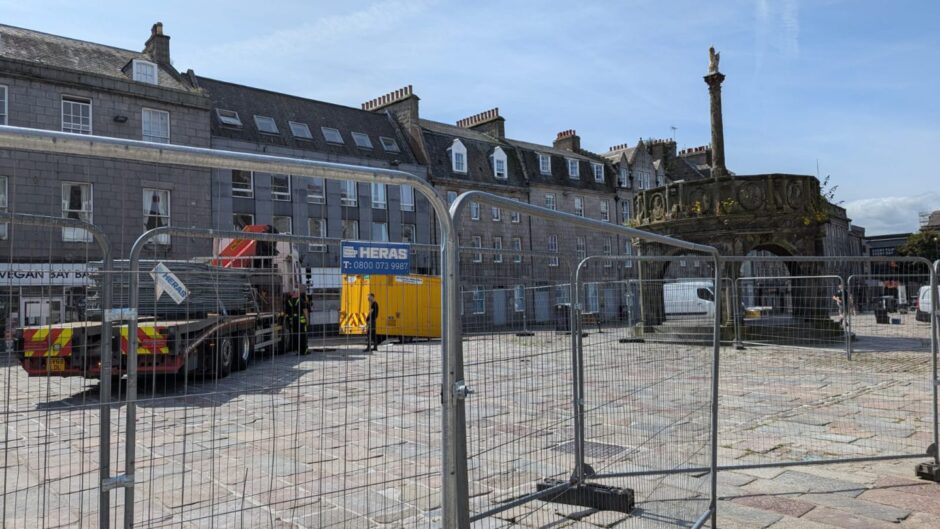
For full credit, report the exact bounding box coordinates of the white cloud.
[845,193,940,235]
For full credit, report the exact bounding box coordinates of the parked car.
[916,286,933,322]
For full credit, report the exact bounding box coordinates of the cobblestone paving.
[0,314,936,528]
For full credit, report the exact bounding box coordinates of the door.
[492,289,507,327]
[535,290,551,322]
[21,297,63,326]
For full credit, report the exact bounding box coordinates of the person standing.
[284,289,307,354]
[364,293,379,352]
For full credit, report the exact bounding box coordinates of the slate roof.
[506,139,613,192]
[419,120,526,189]
[0,24,197,92]
[197,76,417,165]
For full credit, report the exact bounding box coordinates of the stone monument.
[704,46,728,178]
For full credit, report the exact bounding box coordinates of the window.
[493,147,507,179]
[307,178,325,204]
[451,140,467,173]
[604,238,612,267]
[574,196,584,217]
[473,286,485,315]
[514,285,525,313]
[511,210,520,223]
[538,153,551,174]
[143,188,170,244]
[576,237,586,260]
[512,238,522,263]
[289,121,312,139]
[132,60,158,85]
[142,108,169,143]
[555,284,570,305]
[491,206,501,222]
[254,115,279,134]
[0,85,7,125]
[600,200,610,222]
[400,185,415,212]
[216,108,242,127]
[0,176,7,239]
[618,167,629,188]
[622,200,631,224]
[271,174,291,201]
[340,181,358,206]
[233,213,254,231]
[61,97,91,134]
[471,236,482,263]
[567,158,579,179]
[548,235,558,267]
[273,215,292,234]
[624,240,633,268]
[61,182,92,241]
[380,136,400,152]
[545,193,556,210]
[371,222,388,242]
[447,191,457,206]
[402,223,416,243]
[232,170,253,198]
[321,127,344,144]
[592,163,604,183]
[351,132,373,149]
[371,183,387,209]
[308,218,327,252]
[493,236,503,263]
[470,201,480,220]
[342,219,359,240]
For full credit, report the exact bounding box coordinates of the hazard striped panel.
[120,325,169,355]
[340,312,367,334]
[22,328,73,357]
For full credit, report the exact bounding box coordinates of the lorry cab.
[916,285,933,322]
[663,281,715,318]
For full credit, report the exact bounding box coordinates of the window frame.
[471,236,482,263]
[493,236,503,263]
[232,170,254,199]
[0,85,7,126]
[306,177,325,204]
[512,237,522,263]
[510,210,521,223]
[618,167,630,188]
[470,201,480,221]
[273,215,293,234]
[400,184,415,212]
[141,107,170,143]
[308,217,327,252]
[576,236,586,260]
[351,132,373,149]
[61,182,93,242]
[624,240,634,268]
[603,237,612,267]
[600,199,610,222]
[270,174,292,201]
[289,121,313,139]
[0,175,8,239]
[321,127,344,144]
[567,158,580,179]
[379,136,400,152]
[342,219,360,240]
[254,115,279,135]
[233,213,255,231]
[493,147,508,179]
[371,221,389,242]
[217,108,243,127]
[622,200,632,224]
[514,285,525,313]
[545,193,556,210]
[592,163,604,183]
[340,181,358,207]
[451,140,468,173]
[538,153,551,175]
[491,206,501,222]
[446,191,457,206]
[371,182,387,209]
[142,187,171,244]
[61,96,92,135]
[472,286,486,315]
[132,59,158,85]
[548,234,559,267]
[574,196,584,217]
[401,223,416,243]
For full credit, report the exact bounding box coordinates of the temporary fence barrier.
[449,191,721,528]
[0,125,461,528]
[0,212,114,529]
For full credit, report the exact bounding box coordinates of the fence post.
[571,262,586,484]
[710,254,722,527]
[933,260,939,467]
[845,276,854,360]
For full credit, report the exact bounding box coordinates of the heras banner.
[341,241,411,275]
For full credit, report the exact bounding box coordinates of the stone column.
[704,47,728,179]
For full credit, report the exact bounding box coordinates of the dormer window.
[538,153,551,175]
[322,127,344,144]
[254,115,279,134]
[567,159,580,179]
[132,60,158,85]
[492,147,508,179]
[216,109,242,127]
[450,139,467,173]
[618,167,630,188]
[592,163,604,183]
[289,121,312,139]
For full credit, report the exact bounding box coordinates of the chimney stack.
[553,129,580,152]
[144,22,171,66]
[456,108,505,138]
[361,85,429,164]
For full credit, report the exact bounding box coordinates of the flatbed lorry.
[17,225,301,379]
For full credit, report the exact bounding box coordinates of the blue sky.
[2,0,937,234]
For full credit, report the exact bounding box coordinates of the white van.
[916,286,933,322]
[664,281,715,318]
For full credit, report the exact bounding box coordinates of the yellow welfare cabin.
[339,274,442,339]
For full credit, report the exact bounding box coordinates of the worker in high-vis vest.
[284,289,309,354]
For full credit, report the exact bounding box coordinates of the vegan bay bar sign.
[341,241,411,275]
[0,263,94,286]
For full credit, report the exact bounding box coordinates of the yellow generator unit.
[340,274,441,339]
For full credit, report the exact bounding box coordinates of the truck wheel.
[215,337,234,378]
[236,333,254,371]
